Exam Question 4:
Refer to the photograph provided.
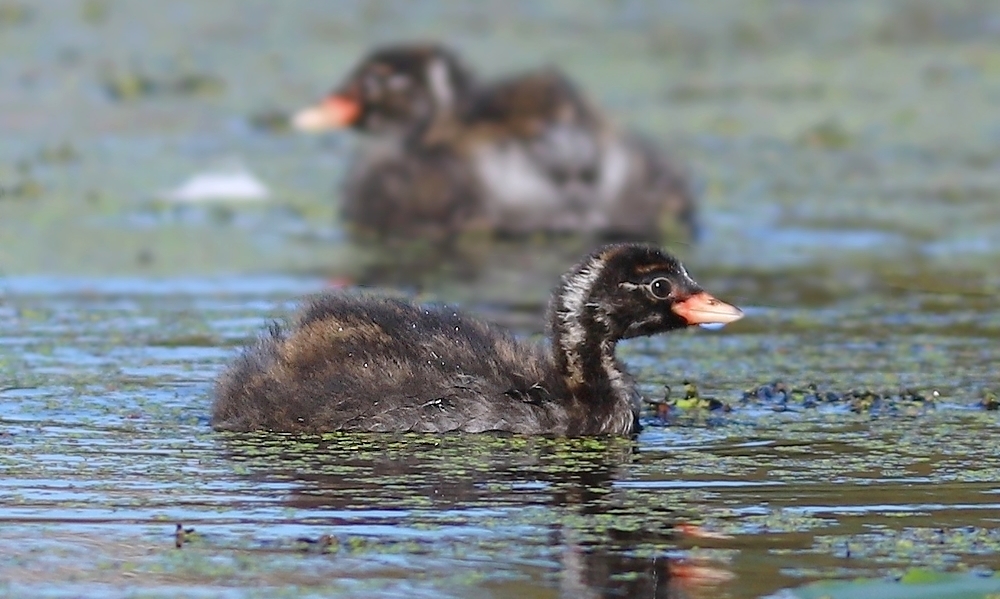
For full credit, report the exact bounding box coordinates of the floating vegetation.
[797,119,855,150]
[787,569,1000,599]
[101,68,226,102]
[643,380,959,423]
[0,1,30,26]
[644,380,729,423]
[174,523,197,549]
[813,526,1000,564]
[293,534,338,554]
[247,109,293,133]
[35,143,81,165]
[79,0,111,25]
[0,178,44,201]
[740,380,940,416]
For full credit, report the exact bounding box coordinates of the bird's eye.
[648,277,671,300]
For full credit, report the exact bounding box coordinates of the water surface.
[1,1,1000,597]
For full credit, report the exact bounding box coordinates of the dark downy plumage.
[293,43,476,137]
[292,43,699,241]
[212,244,743,435]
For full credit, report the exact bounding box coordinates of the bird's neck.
[549,266,636,435]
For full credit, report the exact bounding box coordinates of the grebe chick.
[292,43,475,137]
[292,43,698,241]
[212,244,743,435]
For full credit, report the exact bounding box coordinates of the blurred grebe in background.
[293,43,698,243]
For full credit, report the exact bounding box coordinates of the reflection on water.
[223,434,696,598]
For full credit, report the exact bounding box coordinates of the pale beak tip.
[291,108,326,132]
[671,291,745,328]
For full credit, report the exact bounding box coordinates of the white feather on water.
[158,159,270,203]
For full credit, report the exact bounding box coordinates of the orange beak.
[291,95,362,131]
[671,292,744,327]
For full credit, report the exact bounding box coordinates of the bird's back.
[212,294,569,434]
